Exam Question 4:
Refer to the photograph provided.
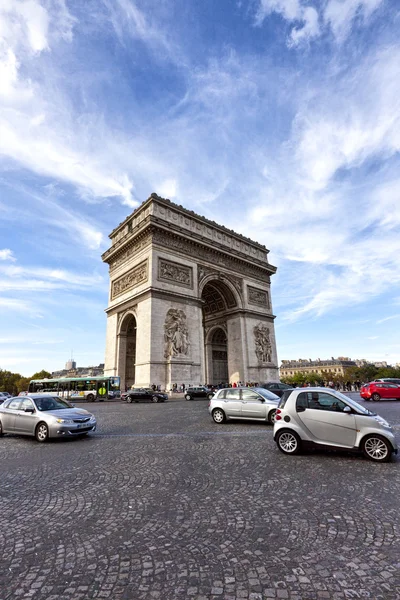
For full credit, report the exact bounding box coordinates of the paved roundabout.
[1,395,400,599]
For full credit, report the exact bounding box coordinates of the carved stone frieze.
[198,264,216,285]
[248,286,270,308]
[152,230,271,281]
[109,232,152,272]
[254,323,273,364]
[164,309,190,359]
[111,261,148,300]
[158,258,193,288]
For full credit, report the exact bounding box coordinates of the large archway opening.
[201,279,238,385]
[122,314,137,390]
[211,328,228,383]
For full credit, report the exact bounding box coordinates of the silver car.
[0,394,97,442]
[209,387,280,425]
[274,387,398,462]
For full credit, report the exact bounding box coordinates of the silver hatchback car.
[209,387,280,425]
[274,387,398,462]
[0,394,97,442]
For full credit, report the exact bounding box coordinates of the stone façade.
[102,193,279,391]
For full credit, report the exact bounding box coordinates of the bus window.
[109,377,120,392]
[59,381,69,397]
[29,381,43,393]
[86,380,96,391]
[43,381,58,393]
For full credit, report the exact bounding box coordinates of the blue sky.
[1,0,400,376]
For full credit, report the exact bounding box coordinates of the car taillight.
[275,408,282,421]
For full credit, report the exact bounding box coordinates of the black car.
[185,386,214,401]
[260,382,293,398]
[123,388,168,403]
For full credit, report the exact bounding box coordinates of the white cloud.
[157,178,177,198]
[0,296,42,317]
[102,0,178,61]
[376,315,400,325]
[255,0,384,45]
[289,6,320,46]
[239,43,400,320]
[0,264,103,287]
[0,249,16,261]
[324,0,384,42]
[0,0,136,206]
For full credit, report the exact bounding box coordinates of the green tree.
[31,370,52,380]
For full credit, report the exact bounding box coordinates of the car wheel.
[152,395,159,403]
[362,435,391,462]
[268,409,277,425]
[185,394,192,401]
[371,393,381,402]
[212,408,226,424]
[0,420,3,436]
[127,397,132,403]
[276,430,301,455]
[35,422,49,443]
[86,394,95,402]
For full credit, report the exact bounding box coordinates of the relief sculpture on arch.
[164,308,190,359]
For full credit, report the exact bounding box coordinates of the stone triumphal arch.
[102,194,279,391]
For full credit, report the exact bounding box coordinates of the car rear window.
[278,389,294,408]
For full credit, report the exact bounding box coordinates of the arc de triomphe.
[102,193,279,391]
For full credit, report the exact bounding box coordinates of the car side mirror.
[343,406,351,413]
[25,407,35,413]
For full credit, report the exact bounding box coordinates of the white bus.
[28,376,121,402]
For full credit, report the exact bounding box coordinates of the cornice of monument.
[102,210,277,278]
[106,192,275,259]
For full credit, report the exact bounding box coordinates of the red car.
[360,382,400,402]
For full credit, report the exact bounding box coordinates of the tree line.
[0,369,51,396]
[281,365,400,388]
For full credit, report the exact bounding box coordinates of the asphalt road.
[1,394,400,600]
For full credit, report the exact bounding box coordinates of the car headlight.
[56,418,74,424]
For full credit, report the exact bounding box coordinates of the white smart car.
[273,387,398,462]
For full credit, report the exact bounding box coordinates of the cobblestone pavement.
[1,395,400,600]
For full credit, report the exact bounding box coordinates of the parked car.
[185,386,214,401]
[0,392,11,404]
[273,387,397,462]
[360,382,400,402]
[209,387,280,424]
[0,394,97,442]
[123,388,168,403]
[260,382,293,398]
[373,378,400,385]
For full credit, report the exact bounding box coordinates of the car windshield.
[253,387,279,401]
[34,397,74,411]
[333,391,376,416]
